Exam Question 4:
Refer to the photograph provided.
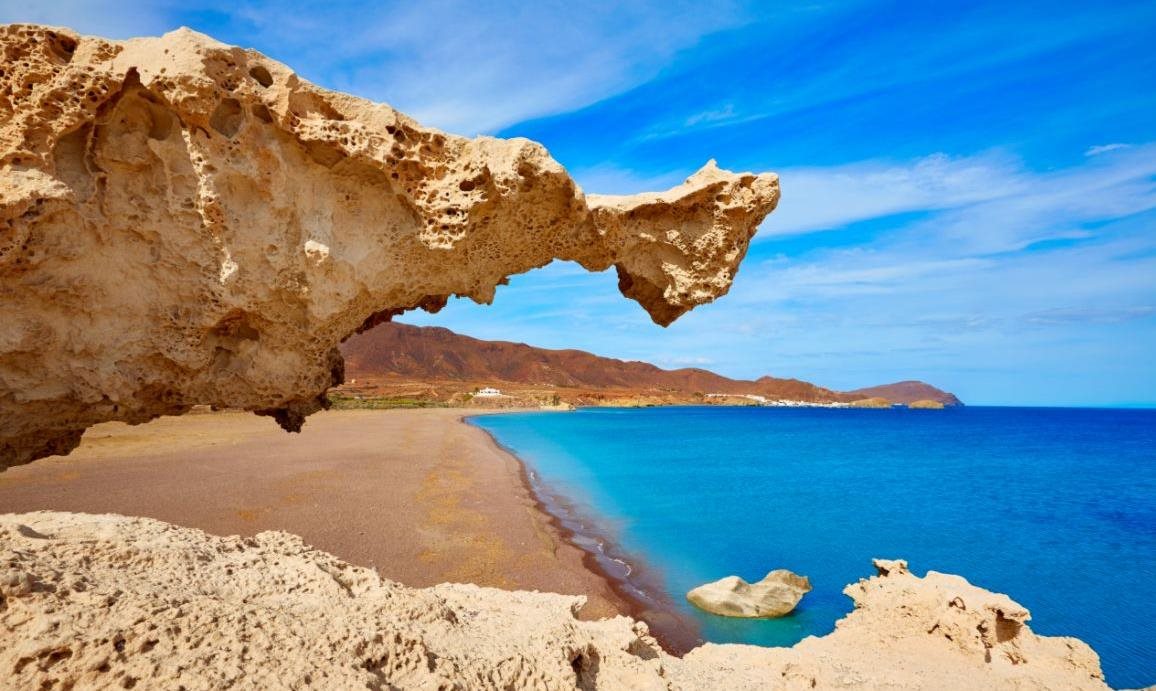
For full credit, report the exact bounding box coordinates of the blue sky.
[4,1,1155,405]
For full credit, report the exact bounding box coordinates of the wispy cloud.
[1086,143,1131,156]
[760,144,1156,247]
[196,0,752,135]
[1022,306,1155,326]
[1,1,752,136]
[760,152,1026,236]
[621,3,1155,150]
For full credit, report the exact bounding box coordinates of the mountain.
[846,381,964,407]
[338,323,962,407]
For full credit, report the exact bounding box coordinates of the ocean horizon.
[472,405,1156,689]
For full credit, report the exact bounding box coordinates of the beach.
[0,409,631,622]
[0,406,1125,689]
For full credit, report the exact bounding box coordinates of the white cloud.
[900,145,1156,254]
[685,104,737,127]
[1085,143,1131,156]
[0,0,750,136]
[207,0,752,135]
[1022,306,1155,326]
[762,256,995,297]
[759,145,1156,248]
[759,152,1029,237]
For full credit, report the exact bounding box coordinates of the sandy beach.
[0,409,635,622]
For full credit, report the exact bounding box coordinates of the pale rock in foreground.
[0,513,1109,690]
[0,24,781,469]
[687,569,811,618]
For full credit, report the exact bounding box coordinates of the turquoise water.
[472,406,1156,689]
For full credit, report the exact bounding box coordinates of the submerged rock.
[687,569,812,618]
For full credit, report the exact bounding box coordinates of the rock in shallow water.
[687,569,812,618]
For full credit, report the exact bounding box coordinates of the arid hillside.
[338,323,962,407]
[847,381,964,406]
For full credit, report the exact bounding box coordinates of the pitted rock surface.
[0,513,1108,690]
[0,25,780,468]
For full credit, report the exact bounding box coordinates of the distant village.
[704,393,851,407]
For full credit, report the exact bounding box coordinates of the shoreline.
[464,413,703,655]
[0,404,702,655]
[0,409,632,622]
[0,408,1123,689]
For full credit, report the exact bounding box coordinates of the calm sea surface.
[471,406,1156,688]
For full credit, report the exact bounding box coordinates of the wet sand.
[0,409,631,620]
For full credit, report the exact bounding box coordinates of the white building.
[475,387,502,397]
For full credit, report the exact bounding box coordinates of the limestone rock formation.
[687,569,812,618]
[0,24,780,469]
[0,513,1109,690]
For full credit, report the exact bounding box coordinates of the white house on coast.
[475,387,503,397]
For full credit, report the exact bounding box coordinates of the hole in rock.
[995,612,1022,643]
[47,33,77,63]
[304,140,345,168]
[145,102,174,140]
[248,65,273,87]
[209,98,244,138]
[570,648,601,691]
[251,103,273,123]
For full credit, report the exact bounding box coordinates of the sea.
[470,406,1156,689]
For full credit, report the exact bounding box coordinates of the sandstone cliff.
[0,25,779,469]
[0,512,1108,690]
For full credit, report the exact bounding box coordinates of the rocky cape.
[0,512,1108,690]
[0,25,780,469]
[848,381,963,407]
[338,322,962,408]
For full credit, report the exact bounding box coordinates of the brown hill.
[847,381,963,407]
[339,323,962,406]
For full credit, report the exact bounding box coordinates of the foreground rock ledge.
[0,24,780,469]
[0,513,1107,690]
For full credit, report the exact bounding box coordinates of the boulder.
[687,569,812,618]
